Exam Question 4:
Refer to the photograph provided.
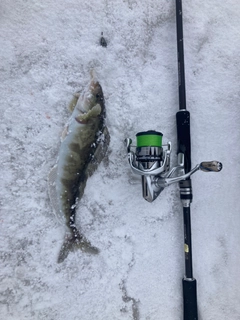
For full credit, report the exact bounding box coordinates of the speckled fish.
[48,76,110,263]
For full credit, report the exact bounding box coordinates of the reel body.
[125,130,222,203]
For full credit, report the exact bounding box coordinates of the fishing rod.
[176,0,197,318]
[125,0,222,319]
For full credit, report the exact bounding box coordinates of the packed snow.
[1,0,240,319]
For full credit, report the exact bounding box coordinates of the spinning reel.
[125,130,222,203]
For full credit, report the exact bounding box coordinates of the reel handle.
[200,161,222,172]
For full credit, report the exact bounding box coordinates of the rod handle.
[183,278,198,320]
[200,161,222,172]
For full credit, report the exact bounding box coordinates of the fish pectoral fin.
[68,91,81,113]
[61,124,69,141]
[75,104,101,124]
[57,232,99,263]
[89,103,102,117]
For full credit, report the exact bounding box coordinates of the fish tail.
[57,227,99,263]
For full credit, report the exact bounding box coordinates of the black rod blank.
[175,0,198,319]
[176,0,187,111]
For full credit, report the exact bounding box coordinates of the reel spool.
[136,131,167,202]
[135,131,163,166]
[125,130,222,203]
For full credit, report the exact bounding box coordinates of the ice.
[1,0,240,319]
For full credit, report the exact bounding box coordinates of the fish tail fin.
[57,229,99,263]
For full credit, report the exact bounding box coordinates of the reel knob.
[200,161,222,172]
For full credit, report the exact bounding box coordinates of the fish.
[48,76,110,263]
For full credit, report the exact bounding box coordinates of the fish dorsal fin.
[68,92,81,113]
[48,165,65,225]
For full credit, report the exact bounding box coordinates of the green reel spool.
[136,130,163,147]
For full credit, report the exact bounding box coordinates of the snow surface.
[1,0,240,319]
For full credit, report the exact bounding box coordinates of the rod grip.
[182,278,198,320]
[176,110,191,173]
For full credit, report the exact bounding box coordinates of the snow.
[1,0,240,319]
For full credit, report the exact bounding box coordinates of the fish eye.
[96,93,103,101]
